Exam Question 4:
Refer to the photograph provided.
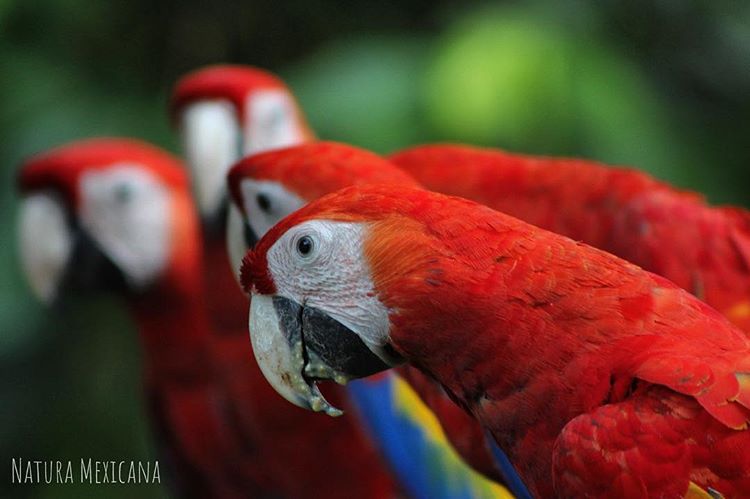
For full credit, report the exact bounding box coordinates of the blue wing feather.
[347,373,513,499]
[485,431,532,499]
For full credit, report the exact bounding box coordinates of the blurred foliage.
[288,35,432,152]
[425,6,686,178]
[0,0,748,497]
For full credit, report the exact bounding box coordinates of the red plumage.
[19,138,187,207]
[389,144,750,334]
[228,141,419,210]
[245,184,750,497]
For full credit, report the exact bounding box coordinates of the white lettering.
[64,461,73,483]
[81,458,92,483]
[152,461,160,483]
[11,458,21,483]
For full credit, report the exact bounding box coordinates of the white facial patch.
[226,179,305,289]
[244,90,307,155]
[265,220,393,362]
[239,178,305,239]
[180,99,241,217]
[79,164,171,289]
[17,192,74,303]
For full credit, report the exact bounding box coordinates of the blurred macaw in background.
[16,139,272,498]
[172,64,513,499]
[389,144,750,335]
[241,183,750,498]
[16,138,398,499]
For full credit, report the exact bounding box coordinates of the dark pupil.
[115,184,132,203]
[257,193,271,212]
[297,236,313,256]
[268,108,283,127]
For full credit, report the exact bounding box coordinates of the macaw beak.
[249,294,391,416]
[179,100,241,222]
[18,193,74,304]
[226,204,260,289]
[18,192,126,304]
[202,197,230,237]
[60,229,128,297]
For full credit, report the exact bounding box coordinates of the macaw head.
[170,65,314,224]
[17,138,199,303]
[239,184,453,416]
[225,141,420,287]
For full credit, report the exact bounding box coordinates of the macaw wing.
[553,385,750,498]
[632,346,750,430]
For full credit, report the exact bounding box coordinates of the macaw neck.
[128,265,213,380]
[385,269,593,497]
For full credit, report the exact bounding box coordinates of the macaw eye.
[266,106,285,129]
[114,183,134,203]
[256,193,271,213]
[296,235,314,257]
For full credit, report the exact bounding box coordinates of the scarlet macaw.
[17,139,268,497]
[171,67,403,498]
[16,138,395,498]
[389,144,750,334]
[174,65,514,498]
[170,64,314,339]
[241,183,750,498]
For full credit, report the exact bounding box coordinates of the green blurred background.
[1,1,748,497]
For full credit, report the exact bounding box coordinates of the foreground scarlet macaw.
[240,183,750,498]
[226,141,515,498]
[174,65,515,498]
[16,139,395,499]
[389,144,750,334]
